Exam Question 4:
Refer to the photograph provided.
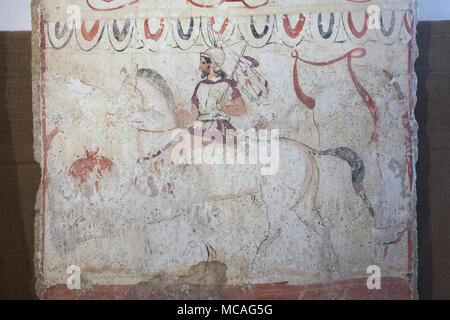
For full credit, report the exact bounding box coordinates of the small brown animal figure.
[69,147,114,191]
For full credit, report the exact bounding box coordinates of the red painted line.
[291,48,381,172]
[40,10,48,277]
[86,0,140,12]
[188,0,225,8]
[348,12,369,39]
[383,69,406,100]
[210,17,229,35]
[240,0,268,9]
[404,12,413,35]
[187,0,268,9]
[408,220,413,274]
[135,127,178,134]
[43,277,411,300]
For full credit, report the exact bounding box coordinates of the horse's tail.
[312,147,375,217]
[281,137,374,217]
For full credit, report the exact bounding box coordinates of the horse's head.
[123,68,181,160]
[132,68,179,132]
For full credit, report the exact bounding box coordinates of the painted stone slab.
[31,0,418,299]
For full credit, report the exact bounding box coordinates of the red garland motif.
[144,18,165,41]
[86,0,140,11]
[403,12,413,35]
[210,17,230,34]
[188,0,225,8]
[283,14,306,39]
[347,12,369,39]
[81,20,100,41]
[240,0,268,9]
[291,49,382,177]
[188,0,268,9]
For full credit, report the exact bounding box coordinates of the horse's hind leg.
[291,206,340,268]
[251,181,282,276]
[251,140,313,276]
[291,152,340,268]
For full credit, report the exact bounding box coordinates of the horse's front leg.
[251,180,284,276]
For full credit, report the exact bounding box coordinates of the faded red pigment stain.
[383,16,415,285]
[123,78,145,107]
[405,14,416,286]
[383,70,406,100]
[382,68,415,197]
[408,219,413,274]
[152,159,164,177]
[43,284,135,300]
[383,246,389,259]
[40,11,62,276]
[381,17,416,292]
[69,148,114,190]
[42,277,411,300]
[383,68,414,196]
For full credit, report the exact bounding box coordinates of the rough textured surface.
[31,0,419,299]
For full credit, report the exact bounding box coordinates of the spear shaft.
[220,42,248,102]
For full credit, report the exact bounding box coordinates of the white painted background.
[0,0,449,31]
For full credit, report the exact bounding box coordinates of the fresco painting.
[32,0,418,299]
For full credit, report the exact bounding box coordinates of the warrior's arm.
[175,103,198,127]
[218,97,247,116]
[186,86,200,122]
[191,103,199,119]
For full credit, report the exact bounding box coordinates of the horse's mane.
[136,68,177,118]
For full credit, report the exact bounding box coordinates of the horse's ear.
[95,147,99,155]
[84,146,89,156]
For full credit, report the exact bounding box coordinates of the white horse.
[127,68,374,275]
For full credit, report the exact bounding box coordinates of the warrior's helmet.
[200,47,225,71]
